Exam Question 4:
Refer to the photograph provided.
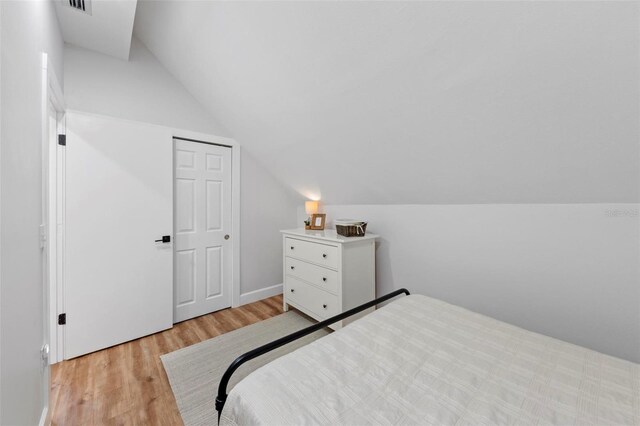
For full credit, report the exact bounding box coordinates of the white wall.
[65,38,227,136]
[0,0,64,424]
[302,204,640,362]
[64,39,301,304]
[241,151,300,300]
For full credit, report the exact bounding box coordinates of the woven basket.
[336,222,367,237]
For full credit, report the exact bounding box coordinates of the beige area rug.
[161,311,330,425]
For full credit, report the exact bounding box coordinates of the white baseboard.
[39,406,48,426]
[239,283,283,306]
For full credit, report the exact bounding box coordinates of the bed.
[219,291,639,425]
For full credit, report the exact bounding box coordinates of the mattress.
[220,294,639,425]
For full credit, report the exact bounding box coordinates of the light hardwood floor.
[50,295,284,425]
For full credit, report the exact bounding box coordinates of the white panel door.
[65,113,173,359]
[174,139,232,322]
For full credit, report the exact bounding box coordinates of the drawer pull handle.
[322,304,327,309]
[290,246,295,250]
[322,253,327,258]
[290,266,295,270]
[290,289,295,293]
[322,277,327,282]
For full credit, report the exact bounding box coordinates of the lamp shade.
[305,201,319,215]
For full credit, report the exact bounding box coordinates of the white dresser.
[281,228,378,329]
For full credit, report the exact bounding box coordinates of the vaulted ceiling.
[132,1,639,205]
[55,0,137,59]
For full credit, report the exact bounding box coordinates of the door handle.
[155,235,171,243]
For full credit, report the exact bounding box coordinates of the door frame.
[50,111,241,361]
[42,53,65,363]
[41,52,65,424]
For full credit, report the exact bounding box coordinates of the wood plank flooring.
[50,295,284,425]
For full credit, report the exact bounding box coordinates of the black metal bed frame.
[215,288,411,420]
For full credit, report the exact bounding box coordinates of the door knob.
[224,235,230,240]
[155,235,171,243]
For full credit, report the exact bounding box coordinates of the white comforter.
[221,295,639,425]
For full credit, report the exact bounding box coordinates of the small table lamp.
[305,201,318,230]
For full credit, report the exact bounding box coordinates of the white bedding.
[220,295,639,425]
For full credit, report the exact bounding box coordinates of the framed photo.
[309,213,326,230]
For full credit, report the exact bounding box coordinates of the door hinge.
[58,134,66,146]
[58,313,66,325]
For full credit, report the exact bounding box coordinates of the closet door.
[174,139,232,323]
[64,113,173,359]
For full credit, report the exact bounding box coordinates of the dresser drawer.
[285,257,339,294]
[285,276,339,319]
[285,237,338,269]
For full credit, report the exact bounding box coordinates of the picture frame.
[309,213,326,230]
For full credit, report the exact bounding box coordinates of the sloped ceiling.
[134,1,639,204]
[55,0,137,59]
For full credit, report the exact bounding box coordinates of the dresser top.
[281,228,378,244]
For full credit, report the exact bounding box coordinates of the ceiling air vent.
[66,0,92,15]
